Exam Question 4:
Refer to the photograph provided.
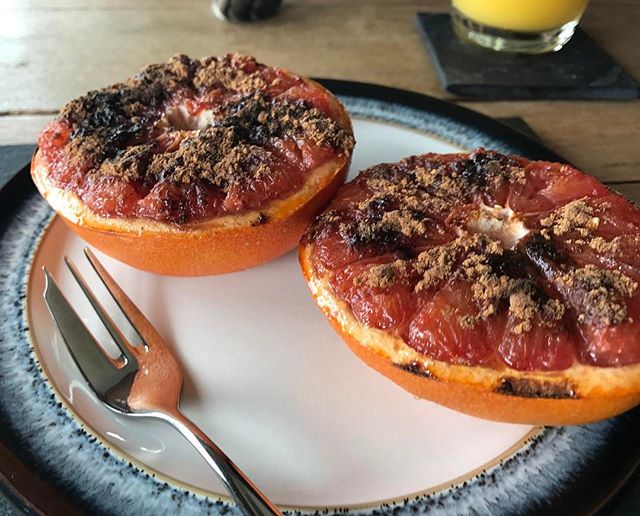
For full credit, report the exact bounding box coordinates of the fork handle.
[154,410,282,516]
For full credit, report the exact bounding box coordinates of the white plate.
[27,116,535,509]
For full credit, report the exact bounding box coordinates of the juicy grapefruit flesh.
[305,150,640,372]
[38,57,346,225]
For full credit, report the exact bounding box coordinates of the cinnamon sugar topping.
[589,236,621,253]
[143,128,273,187]
[355,261,407,289]
[508,292,565,334]
[414,235,567,332]
[194,55,266,92]
[222,91,353,150]
[450,236,564,330]
[556,265,637,326]
[381,210,428,237]
[55,54,353,191]
[540,199,600,238]
[414,244,462,292]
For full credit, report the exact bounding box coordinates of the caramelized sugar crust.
[38,54,354,224]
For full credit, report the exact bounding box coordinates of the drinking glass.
[451,0,590,54]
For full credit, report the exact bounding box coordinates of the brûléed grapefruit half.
[32,54,354,276]
[300,149,640,425]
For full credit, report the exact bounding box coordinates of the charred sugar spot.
[522,233,567,265]
[521,233,571,281]
[451,158,480,186]
[365,195,397,213]
[497,377,576,399]
[394,246,414,260]
[449,150,524,191]
[457,158,492,188]
[355,203,385,225]
[397,361,435,379]
[408,208,429,222]
[344,222,405,252]
[251,212,268,226]
[486,249,529,278]
[302,210,343,243]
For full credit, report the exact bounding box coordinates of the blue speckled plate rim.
[0,79,637,515]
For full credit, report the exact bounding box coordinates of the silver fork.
[42,248,281,516]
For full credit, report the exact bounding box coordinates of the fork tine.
[64,256,137,361]
[83,248,163,349]
[43,268,124,396]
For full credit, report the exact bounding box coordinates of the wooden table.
[0,0,639,184]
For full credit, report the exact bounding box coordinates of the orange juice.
[452,0,589,33]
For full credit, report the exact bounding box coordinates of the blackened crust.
[496,377,576,399]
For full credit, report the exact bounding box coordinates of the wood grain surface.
[0,0,638,180]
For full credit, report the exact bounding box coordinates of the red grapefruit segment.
[407,281,495,366]
[331,257,419,332]
[495,313,577,372]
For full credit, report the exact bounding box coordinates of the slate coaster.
[416,13,639,100]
